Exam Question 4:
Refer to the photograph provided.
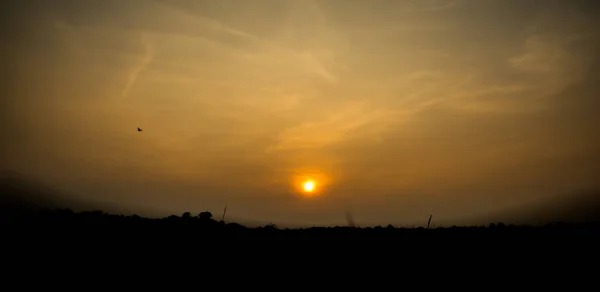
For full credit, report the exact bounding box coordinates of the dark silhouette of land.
[1,172,599,239]
[2,208,598,240]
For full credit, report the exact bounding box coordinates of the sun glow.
[303,180,315,192]
[289,168,331,197]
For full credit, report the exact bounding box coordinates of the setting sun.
[303,180,315,192]
[289,169,329,197]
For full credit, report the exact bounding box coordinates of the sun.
[303,180,315,193]
[289,169,329,197]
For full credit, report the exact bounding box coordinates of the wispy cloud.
[267,101,394,152]
[151,0,260,47]
[425,0,459,11]
[121,34,154,99]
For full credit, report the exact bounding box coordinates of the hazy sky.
[2,0,599,227]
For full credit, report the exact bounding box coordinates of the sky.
[1,0,599,227]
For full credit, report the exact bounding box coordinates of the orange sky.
[1,0,599,227]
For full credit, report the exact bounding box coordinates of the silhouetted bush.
[198,211,212,220]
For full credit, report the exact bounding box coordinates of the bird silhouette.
[137,127,143,132]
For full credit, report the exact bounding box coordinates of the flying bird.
[137,127,143,132]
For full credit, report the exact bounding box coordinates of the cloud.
[149,0,262,47]
[267,101,393,152]
[121,34,155,99]
[425,0,459,11]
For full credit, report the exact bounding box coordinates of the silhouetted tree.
[198,211,212,220]
[182,212,191,219]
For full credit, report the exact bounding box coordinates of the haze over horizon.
[2,0,599,227]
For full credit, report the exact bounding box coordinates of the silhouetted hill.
[0,172,64,223]
[478,189,600,225]
[0,171,107,223]
[529,189,600,223]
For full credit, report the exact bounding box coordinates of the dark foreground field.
[3,208,599,241]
